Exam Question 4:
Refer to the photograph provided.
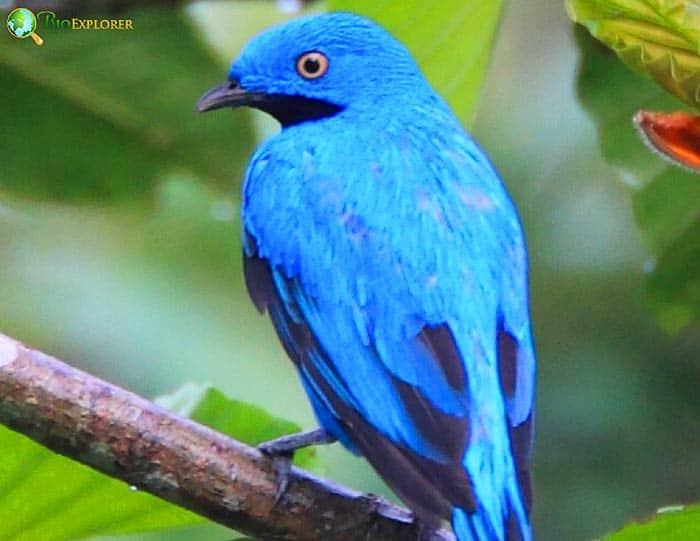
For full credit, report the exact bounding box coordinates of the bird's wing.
[244,226,535,526]
[496,319,535,516]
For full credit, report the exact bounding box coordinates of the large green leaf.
[603,504,700,540]
[575,27,686,185]
[0,8,255,201]
[157,383,319,471]
[566,0,700,109]
[0,383,319,540]
[327,0,505,125]
[575,28,699,332]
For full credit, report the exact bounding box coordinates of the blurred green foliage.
[0,10,255,201]
[0,1,699,541]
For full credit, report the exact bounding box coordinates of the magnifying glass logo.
[7,8,44,46]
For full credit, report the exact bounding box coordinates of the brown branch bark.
[0,333,454,541]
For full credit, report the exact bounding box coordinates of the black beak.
[196,79,344,127]
[196,80,264,113]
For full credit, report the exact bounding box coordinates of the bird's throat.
[255,94,344,127]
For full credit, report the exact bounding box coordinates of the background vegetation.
[1,1,698,540]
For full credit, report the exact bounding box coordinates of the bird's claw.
[258,428,336,505]
[258,443,293,505]
[268,452,293,505]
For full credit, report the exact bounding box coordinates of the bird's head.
[197,12,430,127]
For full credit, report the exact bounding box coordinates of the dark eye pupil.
[304,57,320,74]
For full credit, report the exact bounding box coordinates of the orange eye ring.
[296,51,329,80]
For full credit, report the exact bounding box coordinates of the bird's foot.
[267,453,293,505]
[258,427,335,455]
[258,428,336,504]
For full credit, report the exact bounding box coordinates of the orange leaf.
[634,111,700,172]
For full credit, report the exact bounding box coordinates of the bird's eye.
[296,51,329,80]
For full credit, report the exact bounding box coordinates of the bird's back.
[243,100,535,540]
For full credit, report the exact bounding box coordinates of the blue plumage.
[199,12,536,541]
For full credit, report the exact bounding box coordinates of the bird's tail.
[451,502,532,541]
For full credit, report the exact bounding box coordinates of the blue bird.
[198,12,536,541]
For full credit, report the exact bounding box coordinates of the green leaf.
[575,28,700,332]
[157,383,320,471]
[603,504,700,540]
[0,384,320,540]
[634,169,699,332]
[0,425,200,541]
[633,167,700,252]
[644,214,700,333]
[0,9,255,201]
[566,0,700,109]
[574,26,685,186]
[326,0,505,125]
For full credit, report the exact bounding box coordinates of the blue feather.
[206,12,536,541]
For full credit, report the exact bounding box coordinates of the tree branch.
[0,333,453,541]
